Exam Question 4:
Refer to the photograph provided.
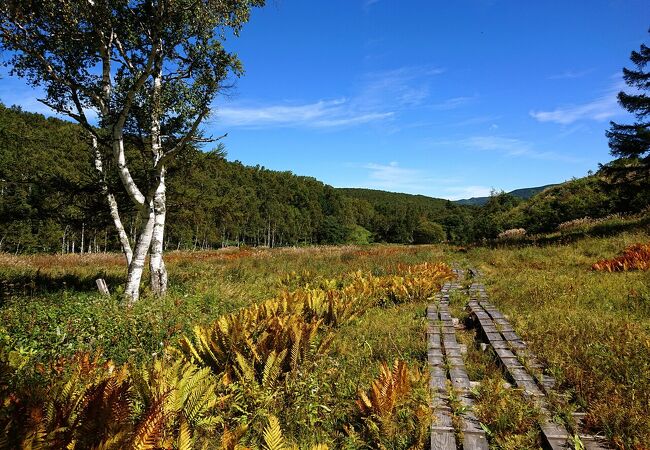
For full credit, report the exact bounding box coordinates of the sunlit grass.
[463,230,650,448]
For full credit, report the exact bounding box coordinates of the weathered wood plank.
[430,427,456,450]
[95,278,110,296]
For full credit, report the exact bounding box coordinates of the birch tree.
[1,0,264,301]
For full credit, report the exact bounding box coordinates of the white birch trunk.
[125,204,155,302]
[148,61,168,296]
[149,171,167,296]
[92,136,133,266]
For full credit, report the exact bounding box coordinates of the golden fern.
[356,360,411,420]
[177,418,192,450]
[262,415,285,450]
[220,424,248,450]
[130,390,169,450]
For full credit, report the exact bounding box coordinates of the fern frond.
[131,391,169,450]
[177,418,192,450]
[90,430,129,450]
[262,349,287,389]
[262,416,285,450]
[221,424,248,450]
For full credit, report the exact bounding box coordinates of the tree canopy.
[605,31,650,183]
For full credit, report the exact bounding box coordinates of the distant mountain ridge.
[454,184,558,206]
[337,184,558,207]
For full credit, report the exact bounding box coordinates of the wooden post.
[95,278,110,296]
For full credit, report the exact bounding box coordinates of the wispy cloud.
[430,135,585,163]
[355,161,490,200]
[448,115,502,127]
[529,80,624,125]
[354,65,446,111]
[428,96,475,110]
[216,99,393,129]
[548,68,593,80]
[0,84,99,124]
[217,64,451,129]
[358,161,459,193]
[442,185,493,200]
[460,136,532,155]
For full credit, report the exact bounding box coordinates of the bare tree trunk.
[125,204,155,302]
[148,62,168,296]
[93,136,133,266]
[62,225,69,254]
[149,172,167,296]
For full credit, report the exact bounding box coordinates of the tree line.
[0,103,477,253]
[2,101,650,255]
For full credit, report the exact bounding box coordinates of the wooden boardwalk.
[427,272,488,450]
[466,276,609,450]
[425,267,610,450]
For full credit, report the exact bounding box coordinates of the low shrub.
[497,228,527,240]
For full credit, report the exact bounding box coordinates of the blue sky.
[2,0,649,199]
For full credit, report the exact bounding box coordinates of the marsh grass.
[0,244,450,448]
[462,230,650,448]
[1,231,648,448]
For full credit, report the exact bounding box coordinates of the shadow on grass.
[0,271,124,302]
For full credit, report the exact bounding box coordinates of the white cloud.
[356,161,491,200]
[216,99,393,129]
[431,135,585,163]
[358,161,461,194]
[442,185,493,200]
[529,81,624,125]
[0,91,100,125]
[216,64,452,129]
[449,115,502,127]
[461,136,528,153]
[355,65,446,111]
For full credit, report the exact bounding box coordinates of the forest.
[2,103,647,254]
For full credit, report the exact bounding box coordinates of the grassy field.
[462,230,650,449]
[0,229,648,449]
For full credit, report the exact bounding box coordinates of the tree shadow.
[0,271,124,303]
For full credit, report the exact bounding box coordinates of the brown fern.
[592,242,650,272]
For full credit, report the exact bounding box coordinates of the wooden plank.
[430,366,446,378]
[451,376,471,391]
[95,278,110,296]
[463,432,489,450]
[434,407,454,427]
[490,340,510,349]
[430,428,456,450]
[495,348,516,359]
[427,334,441,349]
[446,356,464,367]
[510,367,535,381]
[516,379,544,396]
[502,331,522,342]
[430,376,447,392]
[485,332,502,342]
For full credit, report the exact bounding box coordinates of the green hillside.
[336,188,451,210]
[454,184,558,206]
